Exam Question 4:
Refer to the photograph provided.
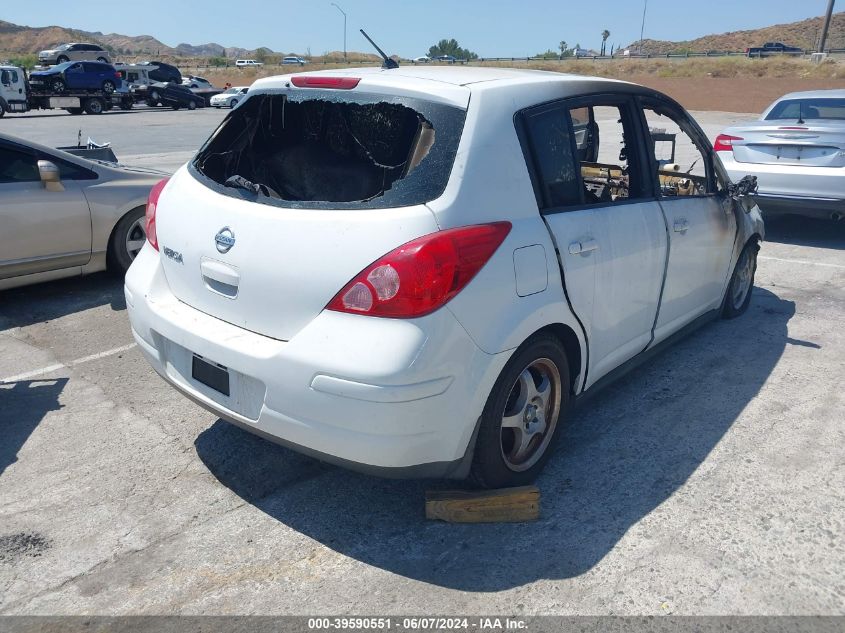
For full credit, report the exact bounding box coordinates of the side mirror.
[728,175,758,213]
[38,160,64,192]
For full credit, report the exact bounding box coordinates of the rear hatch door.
[154,81,468,341]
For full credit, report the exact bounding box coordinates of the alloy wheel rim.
[125,218,147,260]
[500,358,562,472]
[732,249,755,309]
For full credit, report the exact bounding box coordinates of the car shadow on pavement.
[0,378,68,476]
[0,272,125,331]
[763,215,845,250]
[195,287,794,591]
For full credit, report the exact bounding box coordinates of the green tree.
[209,56,229,67]
[559,41,567,58]
[535,49,560,60]
[601,29,610,56]
[254,47,274,63]
[428,38,478,60]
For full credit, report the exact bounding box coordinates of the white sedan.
[126,68,763,487]
[210,86,249,108]
[716,89,845,221]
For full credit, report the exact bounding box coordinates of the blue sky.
[3,0,837,57]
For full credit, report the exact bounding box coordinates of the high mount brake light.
[714,134,743,152]
[290,76,360,89]
[145,177,170,252]
[326,223,512,319]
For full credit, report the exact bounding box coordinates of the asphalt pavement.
[0,107,842,615]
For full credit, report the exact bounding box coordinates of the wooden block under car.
[425,486,540,523]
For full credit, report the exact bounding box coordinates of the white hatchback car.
[126,68,763,487]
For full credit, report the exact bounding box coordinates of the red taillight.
[115,72,121,79]
[327,222,512,318]
[714,134,743,152]
[291,76,360,89]
[145,177,170,251]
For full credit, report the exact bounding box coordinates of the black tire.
[97,57,108,63]
[722,240,759,319]
[188,100,197,110]
[65,107,83,115]
[229,99,238,108]
[102,80,115,93]
[470,334,570,488]
[0,102,6,118]
[120,98,133,110]
[51,78,66,93]
[108,207,146,274]
[56,55,69,64]
[84,98,104,115]
[172,104,181,110]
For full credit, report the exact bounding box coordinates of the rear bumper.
[719,152,845,219]
[125,245,508,478]
[753,194,845,220]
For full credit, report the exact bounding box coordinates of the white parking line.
[0,343,137,383]
[759,256,845,270]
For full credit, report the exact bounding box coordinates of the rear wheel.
[102,80,115,93]
[722,240,759,318]
[108,207,147,274]
[470,334,569,488]
[51,78,66,93]
[97,57,108,63]
[84,98,104,115]
[188,100,197,110]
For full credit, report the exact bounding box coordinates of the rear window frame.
[189,89,467,211]
[765,97,845,121]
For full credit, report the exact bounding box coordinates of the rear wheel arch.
[529,323,583,396]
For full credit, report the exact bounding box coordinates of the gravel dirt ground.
[0,107,843,616]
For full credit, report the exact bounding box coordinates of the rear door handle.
[673,219,690,233]
[568,239,599,255]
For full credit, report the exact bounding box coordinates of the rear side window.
[766,98,845,121]
[192,91,466,210]
[522,106,582,208]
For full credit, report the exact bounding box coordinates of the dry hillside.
[630,11,845,54]
[0,20,274,58]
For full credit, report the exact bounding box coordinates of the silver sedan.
[715,89,845,221]
[0,132,166,291]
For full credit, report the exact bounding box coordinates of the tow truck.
[0,64,136,117]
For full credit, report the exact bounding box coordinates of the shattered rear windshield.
[191,90,466,209]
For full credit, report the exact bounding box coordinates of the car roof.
[251,66,637,108]
[261,65,630,88]
[774,89,845,100]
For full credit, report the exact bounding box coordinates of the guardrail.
[171,48,845,72]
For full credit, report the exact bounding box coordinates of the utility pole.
[818,0,836,53]
[639,0,649,54]
[331,2,347,61]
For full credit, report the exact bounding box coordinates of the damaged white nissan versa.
[125,67,764,487]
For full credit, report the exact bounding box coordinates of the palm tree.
[601,29,611,56]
